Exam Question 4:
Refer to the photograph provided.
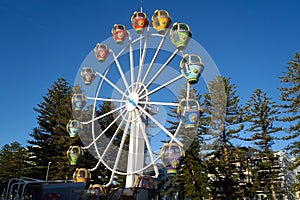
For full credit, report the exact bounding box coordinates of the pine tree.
[203,76,244,199]
[279,52,300,190]
[243,89,282,199]
[26,78,80,180]
[0,142,26,193]
[160,85,210,199]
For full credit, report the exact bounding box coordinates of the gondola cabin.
[88,184,106,197]
[73,168,91,183]
[160,143,184,174]
[180,54,204,84]
[111,24,128,44]
[131,11,149,34]
[170,22,192,51]
[80,67,96,85]
[151,10,171,34]
[66,120,81,138]
[133,175,157,189]
[177,99,201,129]
[72,93,87,111]
[67,146,82,165]
[94,43,110,62]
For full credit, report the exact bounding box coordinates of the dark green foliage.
[279,52,300,191]
[161,85,210,199]
[243,89,282,199]
[176,139,210,199]
[203,76,245,199]
[0,142,27,193]
[26,78,75,180]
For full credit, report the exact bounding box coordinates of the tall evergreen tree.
[243,89,282,199]
[26,78,81,180]
[160,85,210,199]
[0,142,26,193]
[279,52,300,190]
[203,76,244,199]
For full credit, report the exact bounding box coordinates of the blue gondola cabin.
[180,54,204,84]
[66,120,81,138]
[177,99,202,129]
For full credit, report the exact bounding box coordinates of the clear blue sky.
[0,0,299,149]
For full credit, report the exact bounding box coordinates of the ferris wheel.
[69,9,216,188]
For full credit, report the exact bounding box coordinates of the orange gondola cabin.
[73,168,91,183]
[152,10,172,34]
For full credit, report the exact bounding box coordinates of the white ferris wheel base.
[126,111,145,188]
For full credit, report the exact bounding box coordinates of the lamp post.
[46,161,51,181]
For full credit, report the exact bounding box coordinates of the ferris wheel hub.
[126,92,139,112]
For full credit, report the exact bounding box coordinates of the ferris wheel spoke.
[81,105,126,125]
[139,101,178,107]
[134,110,159,176]
[89,160,102,172]
[101,113,128,159]
[139,49,179,95]
[186,82,191,100]
[111,113,131,172]
[87,96,127,103]
[96,72,129,98]
[140,32,168,87]
[140,74,184,99]
[136,26,150,86]
[170,121,183,142]
[128,32,135,92]
[82,108,128,149]
[111,50,130,90]
[136,105,183,147]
